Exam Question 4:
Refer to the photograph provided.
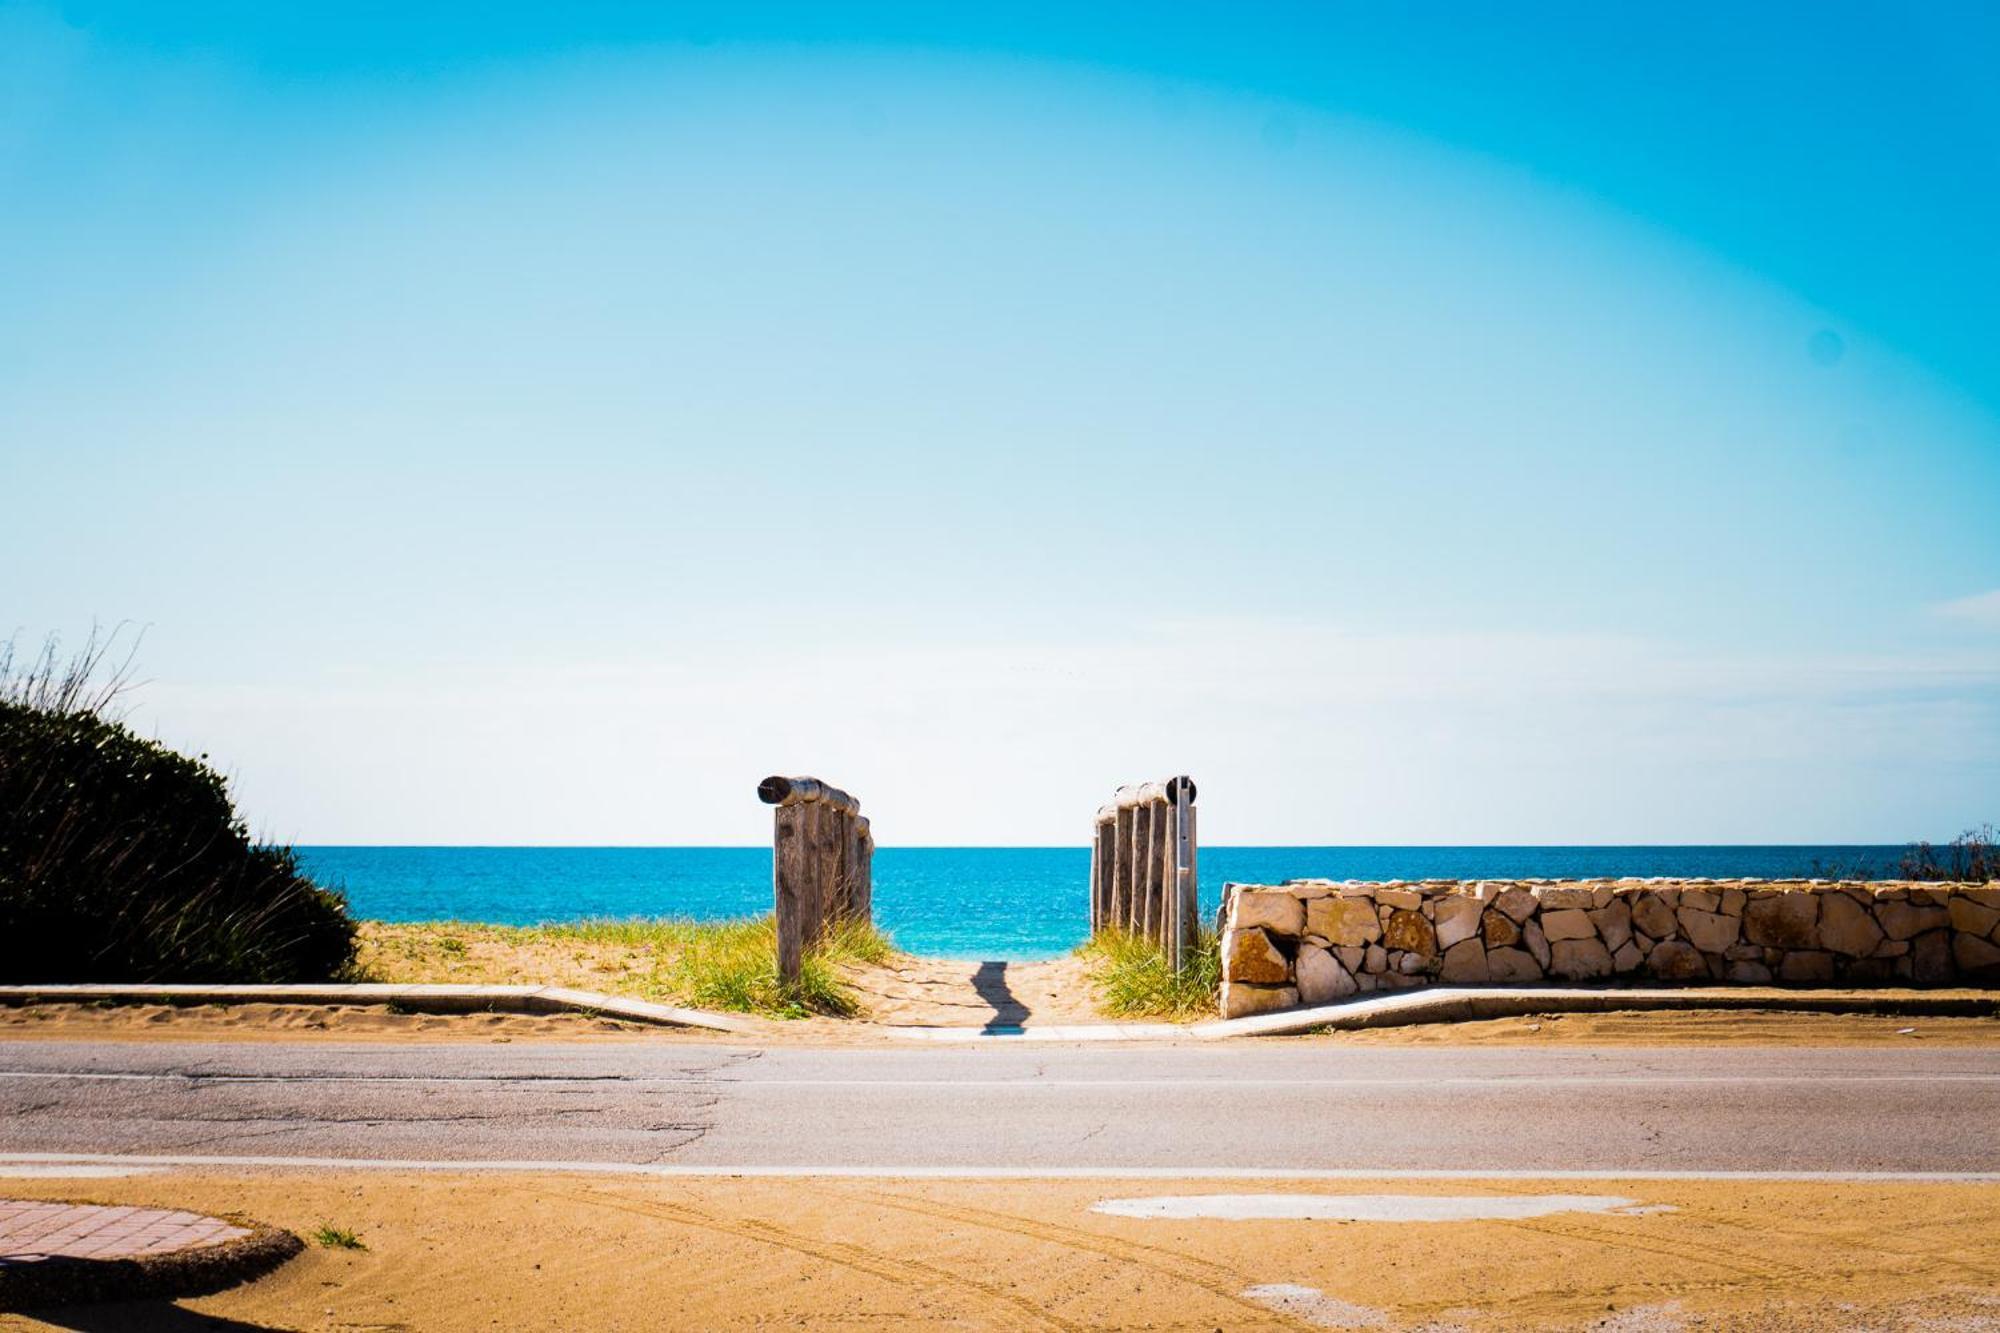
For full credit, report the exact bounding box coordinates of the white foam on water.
[1093,1192,1638,1221]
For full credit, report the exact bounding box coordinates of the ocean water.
[296,845,1909,960]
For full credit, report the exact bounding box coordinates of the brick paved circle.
[0,1202,250,1263]
[0,1200,299,1310]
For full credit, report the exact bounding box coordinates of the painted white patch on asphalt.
[1242,1284,1388,1328]
[1093,1193,1637,1221]
[0,1164,161,1178]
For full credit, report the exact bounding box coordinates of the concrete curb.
[0,984,763,1035]
[1188,985,2000,1039]
[4,983,1995,1044]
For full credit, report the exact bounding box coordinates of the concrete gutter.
[0,983,763,1035]
[1188,985,2000,1040]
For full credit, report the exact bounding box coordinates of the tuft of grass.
[1076,928,1220,1021]
[310,1224,365,1250]
[361,915,896,1020]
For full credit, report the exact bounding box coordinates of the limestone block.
[1645,940,1709,980]
[1493,887,1539,923]
[1377,888,1423,911]
[1630,893,1678,940]
[1677,908,1740,954]
[1844,958,1896,983]
[1482,910,1520,948]
[1486,947,1543,982]
[1871,938,1910,958]
[1726,959,1773,983]
[1335,945,1364,972]
[1231,891,1305,938]
[1538,887,1595,910]
[1364,945,1389,974]
[1224,927,1291,985]
[1778,950,1835,983]
[1611,940,1643,972]
[1591,885,1616,909]
[1744,893,1821,949]
[1725,943,1763,961]
[1383,910,1438,958]
[1307,897,1383,948]
[1355,973,1377,993]
[1591,899,1634,954]
[1720,889,1746,917]
[1523,918,1551,969]
[1961,886,2000,911]
[1681,888,1721,912]
[1912,931,1953,986]
[1549,937,1614,980]
[1819,893,1886,958]
[1541,909,1596,942]
[1434,897,1484,950]
[1395,949,1427,975]
[1953,932,2000,978]
[1220,982,1300,1019]
[1297,945,1359,1004]
[1437,938,1490,983]
[1878,901,1950,941]
[1948,897,2000,938]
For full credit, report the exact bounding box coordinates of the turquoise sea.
[297,845,1910,960]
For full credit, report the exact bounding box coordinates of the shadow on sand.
[971,960,1031,1031]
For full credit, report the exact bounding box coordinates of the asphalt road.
[4,1039,1999,1174]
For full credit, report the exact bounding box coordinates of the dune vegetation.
[1075,927,1221,1021]
[358,914,896,1019]
[0,633,356,983]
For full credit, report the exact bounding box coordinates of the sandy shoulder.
[1,1169,1997,1330]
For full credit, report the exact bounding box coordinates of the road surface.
[4,1039,1998,1175]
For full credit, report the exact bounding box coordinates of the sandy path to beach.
[2,1169,1998,1330]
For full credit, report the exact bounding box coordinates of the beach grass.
[356,915,896,1020]
[1076,927,1220,1021]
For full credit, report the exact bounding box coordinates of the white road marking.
[2,1153,1999,1182]
[4,1070,1999,1088]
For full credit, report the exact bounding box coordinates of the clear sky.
[4,2,1997,846]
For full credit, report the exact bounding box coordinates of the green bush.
[0,640,356,983]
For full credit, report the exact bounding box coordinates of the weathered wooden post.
[758,775,869,987]
[1167,775,1198,970]
[1112,786,1139,932]
[1091,776,1199,966]
[1090,804,1116,932]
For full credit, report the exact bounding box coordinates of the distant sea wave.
[296,845,1910,960]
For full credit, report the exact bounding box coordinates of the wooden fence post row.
[758,775,873,987]
[1089,775,1199,968]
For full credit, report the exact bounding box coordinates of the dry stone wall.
[1218,879,2000,1019]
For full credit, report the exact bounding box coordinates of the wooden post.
[1112,786,1139,933]
[1091,805,1116,932]
[760,775,866,987]
[850,816,873,925]
[1167,775,1198,969]
[1138,781,1167,944]
[772,802,808,986]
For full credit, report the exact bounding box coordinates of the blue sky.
[3,2,1997,844]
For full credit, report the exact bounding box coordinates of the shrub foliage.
[0,635,356,982]
[1901,825,2000,882]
